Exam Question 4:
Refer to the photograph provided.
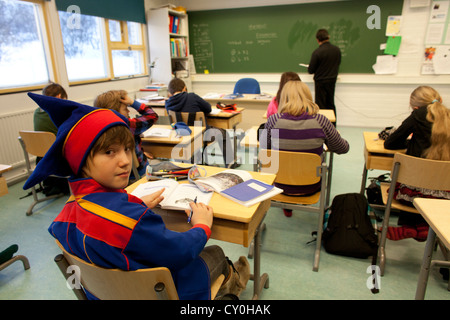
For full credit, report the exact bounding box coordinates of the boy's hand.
[120,95,134,106]
[185,202,213,229]
[141,188,165,209]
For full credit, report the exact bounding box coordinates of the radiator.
[0,110,34,167]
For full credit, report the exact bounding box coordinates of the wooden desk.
[360,132,406,193]
[0,164,12,197]
[126,165,276,300]
[204,94,271,131]
[413,198,450,299]
[206,107,244,130]
[141,125,205,162]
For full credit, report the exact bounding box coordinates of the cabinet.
[147,7,191,90]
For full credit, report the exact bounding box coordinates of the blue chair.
[233,78,261,94]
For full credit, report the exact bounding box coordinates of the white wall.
[148,0,450,128]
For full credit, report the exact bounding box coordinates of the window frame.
[0,0,58,94]
[65,17,148,85]
[104,19,148,80]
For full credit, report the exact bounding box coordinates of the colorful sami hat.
[23,93,129,190]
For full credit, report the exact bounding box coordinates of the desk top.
[141,125,205,145]
[203,94,273,104]
[363,132,406,154]
[413,198,450,249]
[0,165,12,174]
[126,165,276,223]
[209,106,245,118]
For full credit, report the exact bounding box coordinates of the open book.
[192,169,282,207]
[142,127,172,138]
[130,179,212,211]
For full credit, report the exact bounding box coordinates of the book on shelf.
[170,38,188,58]
[192,169,282,207]
[169,14,181,34]
[131,179,213,211]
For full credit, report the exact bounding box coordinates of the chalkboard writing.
[189,0,403,73]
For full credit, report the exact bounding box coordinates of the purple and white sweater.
[261,112,349,195]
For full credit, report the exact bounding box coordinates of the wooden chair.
[54,240,224,300]
[129,152,141,184]
[168,110,209,163]
[18,130,66,216]
[258,149,329,271]
[378,153,450,276]
[0,244,30,273]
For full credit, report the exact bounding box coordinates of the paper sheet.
[384,36,402,55]
[372,55,398,74]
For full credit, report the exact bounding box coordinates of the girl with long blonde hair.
[260,80,349,217]
[384,86,450,241]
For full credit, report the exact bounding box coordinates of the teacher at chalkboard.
[308,29,341,124]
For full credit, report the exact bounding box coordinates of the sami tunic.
[49,178,212,300]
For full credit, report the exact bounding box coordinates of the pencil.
[187,196,197,223]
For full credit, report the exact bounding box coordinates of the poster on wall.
[422,0,450,74]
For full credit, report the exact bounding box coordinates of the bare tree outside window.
[0,0,50,88]
[58,11,108,81]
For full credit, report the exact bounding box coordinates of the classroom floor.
[0,126,448,300]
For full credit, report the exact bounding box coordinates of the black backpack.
[322,193,378,259]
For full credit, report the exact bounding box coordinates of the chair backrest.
[167,110,206,127]
[233,78,261,94]
[19,130,56,157]
[259,149,322,185]
[55,241,179,300]
[392,153,450,191]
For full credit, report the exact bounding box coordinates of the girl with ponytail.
[384,86,450,241]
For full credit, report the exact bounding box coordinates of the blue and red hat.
[23,93,129,190]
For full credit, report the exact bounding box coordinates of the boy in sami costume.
[24,93,249,300]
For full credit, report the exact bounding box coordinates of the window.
[59,11,108,82]
[58,10,147,83]
[0,0,53,91]
[106,19,147,79]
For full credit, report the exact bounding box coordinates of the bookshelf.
[147,7,191,90]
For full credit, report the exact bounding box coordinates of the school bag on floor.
[322,193,378,259]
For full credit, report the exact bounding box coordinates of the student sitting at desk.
[24,93,250,300]
[260,80,349,217]
[266,71,301,118]
[165,78,234,168]
[94,90,159,178]
[383,86,450,241]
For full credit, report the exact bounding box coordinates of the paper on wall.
[372,55,398,74]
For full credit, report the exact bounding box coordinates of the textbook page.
[192,169,252,193]
[131,179,212,210]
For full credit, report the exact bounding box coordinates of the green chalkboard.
[188,0,403,74]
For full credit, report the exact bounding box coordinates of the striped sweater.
[261,112,349,195]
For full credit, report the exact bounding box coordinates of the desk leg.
[250,222,269,300]
[228,125,240,169]
[415,228,436,300]
[326,152,334,207]
[360,165,368,194]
